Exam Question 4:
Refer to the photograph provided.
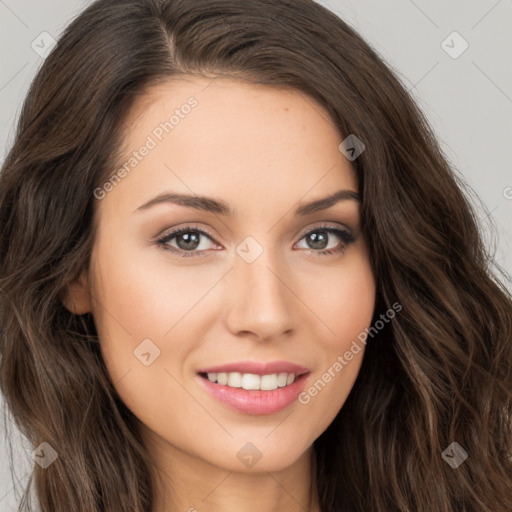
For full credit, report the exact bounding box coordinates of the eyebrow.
[134,189,360,216]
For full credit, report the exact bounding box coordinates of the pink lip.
[196,360,310,376]
[196,372,310,415]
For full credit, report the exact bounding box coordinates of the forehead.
[124,75,340,142]
[100,76,358,216]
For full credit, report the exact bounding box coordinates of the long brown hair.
[1,0,511,510]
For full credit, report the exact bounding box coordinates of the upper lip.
[197,360,310,376]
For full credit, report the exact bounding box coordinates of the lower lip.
[196,373,309,415]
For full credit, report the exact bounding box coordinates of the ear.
[61,270,92,315]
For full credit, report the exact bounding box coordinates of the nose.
[223,247,295,342]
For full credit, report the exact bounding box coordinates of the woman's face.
[71,76,376,473]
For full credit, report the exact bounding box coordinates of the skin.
[64,76,376,512]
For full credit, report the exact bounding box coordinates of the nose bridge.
[225,238,294,340]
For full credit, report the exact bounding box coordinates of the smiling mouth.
[196,369,310,415]
[198,371,302,391]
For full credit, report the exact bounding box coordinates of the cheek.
[313,253,376,349]
[296,255,375,433]
[92,240,216,340]
[335,268,375,343]
[89,238,228,415]
[89,247,205,434]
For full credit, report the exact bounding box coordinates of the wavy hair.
[1,0,511,510]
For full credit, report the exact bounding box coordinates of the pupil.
[308,231,328,250]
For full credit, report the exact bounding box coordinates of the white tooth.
[211,372,296,389]
[227,372,242,388]
[242,373,261,390]
[277,373,288,387]
[260,374,278,390]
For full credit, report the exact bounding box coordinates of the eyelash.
[155,223,355,259]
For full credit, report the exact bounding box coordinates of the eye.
[294,224,355,256]
[156,224,220,258]
[155,223,355,258]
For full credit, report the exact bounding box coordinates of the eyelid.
[294,221,352,240]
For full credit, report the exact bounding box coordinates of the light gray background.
[1,0,511,509]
